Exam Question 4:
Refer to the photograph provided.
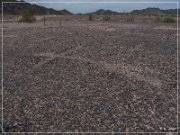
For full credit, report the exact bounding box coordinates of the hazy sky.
[22,0,179,13]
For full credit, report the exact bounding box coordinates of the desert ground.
[0,15,179,134]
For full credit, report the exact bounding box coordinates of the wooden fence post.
[43,16,46,26]
[59,17,62,27]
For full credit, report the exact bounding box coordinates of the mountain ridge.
[131,7,179,15]
[0,0,72,15]
[0,1,179,16]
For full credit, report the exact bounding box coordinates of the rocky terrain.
[0,17,179,134]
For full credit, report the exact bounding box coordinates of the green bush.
[19,12,36,23]
[162,16,176,23]
[154,16,176,23]
[103,15,111,22]
[154,16,162,23]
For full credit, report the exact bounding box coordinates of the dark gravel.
[1,20,178,133]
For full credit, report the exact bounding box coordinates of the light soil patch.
[153,26,177,30]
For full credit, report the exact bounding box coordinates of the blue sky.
[23,0,179,13]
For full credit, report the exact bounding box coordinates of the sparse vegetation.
[103,15,111,22]
[125,16,134,23]
[19,12,36,23]
[154,15,176,23]
[154,16,162,23]
[162,16,176,23]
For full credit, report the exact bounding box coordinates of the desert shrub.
[154,16,162,23]
[154,16,176,23]
[162,16,176,23]
[19,12,36,23]
[103,15,111,22]
[125,16,134,23]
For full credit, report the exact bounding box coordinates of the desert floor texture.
[0,18,179,134]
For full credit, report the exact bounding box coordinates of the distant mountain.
[163,9,179,15]
[86,8,179,16]
[131,7,179,15]
[0,0,73,15]
[59,9,72,15]
[1,1,178,16]
[88,9,120,15]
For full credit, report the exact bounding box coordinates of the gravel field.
[0,19,179,134]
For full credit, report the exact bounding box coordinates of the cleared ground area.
[1,19,179,133]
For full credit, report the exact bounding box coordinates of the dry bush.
[19,12,36,23]
[103,15,111,22]
[162,16,176,23]
[154,15,176,23]
[154,16,162,23]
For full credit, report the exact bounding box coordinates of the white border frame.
[1,1,179,134]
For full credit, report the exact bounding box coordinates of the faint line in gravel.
[34,53,162,88]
